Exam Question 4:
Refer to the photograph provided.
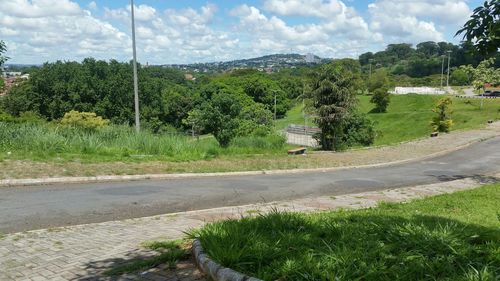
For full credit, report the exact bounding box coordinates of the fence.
[285,124,320,147]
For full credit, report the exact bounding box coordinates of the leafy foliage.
[339,112,376,148]
[193,185,500,281]
[370,88,391,113]
[308,63,358,150]
[0,40,9,67]
[431,97,453,133]
[460,58,500,91]
[456,0,500,56]
[359,41,499,79]
[60,110,110,130]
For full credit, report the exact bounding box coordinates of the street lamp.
[369,59,374,80]
[440,55,445,88]
[131,0,140,132]
[274,91,277,123]
[446,50,452,88]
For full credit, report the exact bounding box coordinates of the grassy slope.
[0,123,289,162]
[279,95,500,145]
[194,184,500,281]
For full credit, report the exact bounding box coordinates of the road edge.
[0,135,496,187]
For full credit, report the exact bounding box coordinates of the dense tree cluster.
[359,41,499,78]
[0,58,304,146]
[308,60,375,151]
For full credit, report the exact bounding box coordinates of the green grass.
[0,122,288,162]
[279,95,500,145]
[275,104,314,129]
[104,240,188,276]
[192,184,500,281]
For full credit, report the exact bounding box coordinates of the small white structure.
[305,53,318,63]
[392,87,447,95]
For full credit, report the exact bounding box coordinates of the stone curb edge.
[192,239,263,281]
[0,135,495,187]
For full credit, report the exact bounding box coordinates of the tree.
[450,68,470,86]
[460,58,500,90]
[370,88,390,113]
[196,91,241,147]
[308,64,357,150]
[367,69,389,93]
[456,0,499,56]
[416,41,439,57]
[431,97,453,133]
[0,41,9,67]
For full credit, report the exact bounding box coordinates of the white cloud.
[87,1,97,10]
[0,0,129,63]
[0,0,476,64]
[263,0,344,18]
[368,0,471,44]
[2,0,82,18]
[230,3,380,59]
[102,3,240,63]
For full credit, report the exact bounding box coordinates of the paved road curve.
[1,136,500,233]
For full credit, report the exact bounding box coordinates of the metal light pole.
[131,0,140,132]
[440,55,445,88]
[446,50,452,88]
[274,92,277,121]
[369,59,373,80]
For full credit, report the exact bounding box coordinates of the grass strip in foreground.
[192,184,500,281]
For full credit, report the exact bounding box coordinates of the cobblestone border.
[192,239,263,281]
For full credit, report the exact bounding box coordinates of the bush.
[60,110,110,130]
[370,88,391,113]
[341,113,376,148]
[315,112,376,150]
[18,111,45,123]
[431,97,453,132]
[0,110,13,122]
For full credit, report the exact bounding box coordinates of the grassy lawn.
[192,184,500,281]
[279,95,500,145]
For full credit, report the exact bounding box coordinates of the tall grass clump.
[0,121,287,162]
[191,184,500,281]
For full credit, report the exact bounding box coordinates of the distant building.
[305,53,317,63]
[2,71,22,78]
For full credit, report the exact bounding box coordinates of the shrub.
[0,110,13,122]
[18,111,45,123]
[314,112,376,150]
[431,97,453,132]
[60,110,110,130]
[370,88,391,113]
[341,113,376,148]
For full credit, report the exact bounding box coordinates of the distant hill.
[162,53,329,73]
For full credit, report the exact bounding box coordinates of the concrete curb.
[192,239,263,281]
[0,134,496,187]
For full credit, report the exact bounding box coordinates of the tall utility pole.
[369,59,373,80]
[274,91,277,122]
[440,55,445,88]
[446,50,452,88]
[131,0,140,132]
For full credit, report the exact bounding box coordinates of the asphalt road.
[1,136,500,233]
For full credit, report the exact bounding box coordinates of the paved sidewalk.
[1,175,498,281]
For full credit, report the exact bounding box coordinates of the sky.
[0,0,483,64]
